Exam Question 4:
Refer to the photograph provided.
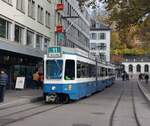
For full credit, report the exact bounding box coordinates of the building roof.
[123,56,150,62]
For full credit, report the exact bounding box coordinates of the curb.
[137,80,150,104]
[0,96,43,109]
[30,96,43,103]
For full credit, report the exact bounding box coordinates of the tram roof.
[61,47,96,60]
[46,47,116,69]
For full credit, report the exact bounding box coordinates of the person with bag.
[38,72,44,89]
[32,71,39,89]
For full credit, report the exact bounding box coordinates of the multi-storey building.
[0,0,54,89]
[54,0,90,52]
[90,22,111,62]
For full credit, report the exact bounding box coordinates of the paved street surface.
[0,89,43,107]
[140,80,150,94]
[0,80,150,126]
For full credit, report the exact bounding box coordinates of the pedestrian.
[138,73,142,81]
[32,71,39,89]
[0,68,8,102]
[145,74,149,84]
[126,74,129,80]
[38,72,44,89]
[122,71,125,81]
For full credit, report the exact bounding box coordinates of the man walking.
[145,74,149,84]
[0,69,8,102]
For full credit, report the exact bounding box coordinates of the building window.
[44,38,50,51]
[37,5,43,24]
[2,0,12,5]
[98,43,106,50]
[136,64,141,72]
[15,25,23,43]
[99,53,106,61]
[28,0,35,19]
[90,43,96,50]
[144,64,149,72]
[98,33,106,40]
[27,30,34,47]
[45,11,50,28]
[36,34,42,49]
[90,33,97,40]
[16,0,25,13]
[0,18,11,40]
[129,64,133,72]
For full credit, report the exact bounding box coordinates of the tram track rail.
[0,103,64,126]
[0,103,44,118]
[0,100,42,111]
[109,81,142,126]
[131,83,141,126]
[109,83,125,126]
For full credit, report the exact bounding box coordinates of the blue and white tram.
[43,47,115,103]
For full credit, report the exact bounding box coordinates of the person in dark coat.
[138,73,142,81]
[0,69,8,102]
[145,74,149,84]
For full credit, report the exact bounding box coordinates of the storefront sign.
[56,4,64,11]
[55,25,63,33]
[57,33,64,46]
[15,77,25,89]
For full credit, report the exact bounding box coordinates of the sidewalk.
[0,89,43,108]
[138,80,150,104]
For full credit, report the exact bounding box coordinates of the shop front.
[0,49,43,90]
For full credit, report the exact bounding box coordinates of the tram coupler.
[45,93,58,103]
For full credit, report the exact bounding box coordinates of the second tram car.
[43,47,115,103]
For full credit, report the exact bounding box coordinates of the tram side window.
[77,61,81,78]
[105,68,108,76]
[100,67,105,77]
[90,65,96,77]
[77,61,96,78]
[108,69,113,76]
[65,60,75,80]
[88,64,92,77]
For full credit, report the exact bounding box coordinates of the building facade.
[0,0,54,89]
[122,60,150,79]
[90,23,111,62]
[54,0,90,52]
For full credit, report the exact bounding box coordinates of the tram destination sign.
[48,47,62,58]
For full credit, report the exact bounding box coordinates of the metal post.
[64,30,66,46]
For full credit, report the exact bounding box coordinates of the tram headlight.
[68,85,72,90]
[51,86,56,90]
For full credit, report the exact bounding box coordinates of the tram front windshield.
[46,60,63,79]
